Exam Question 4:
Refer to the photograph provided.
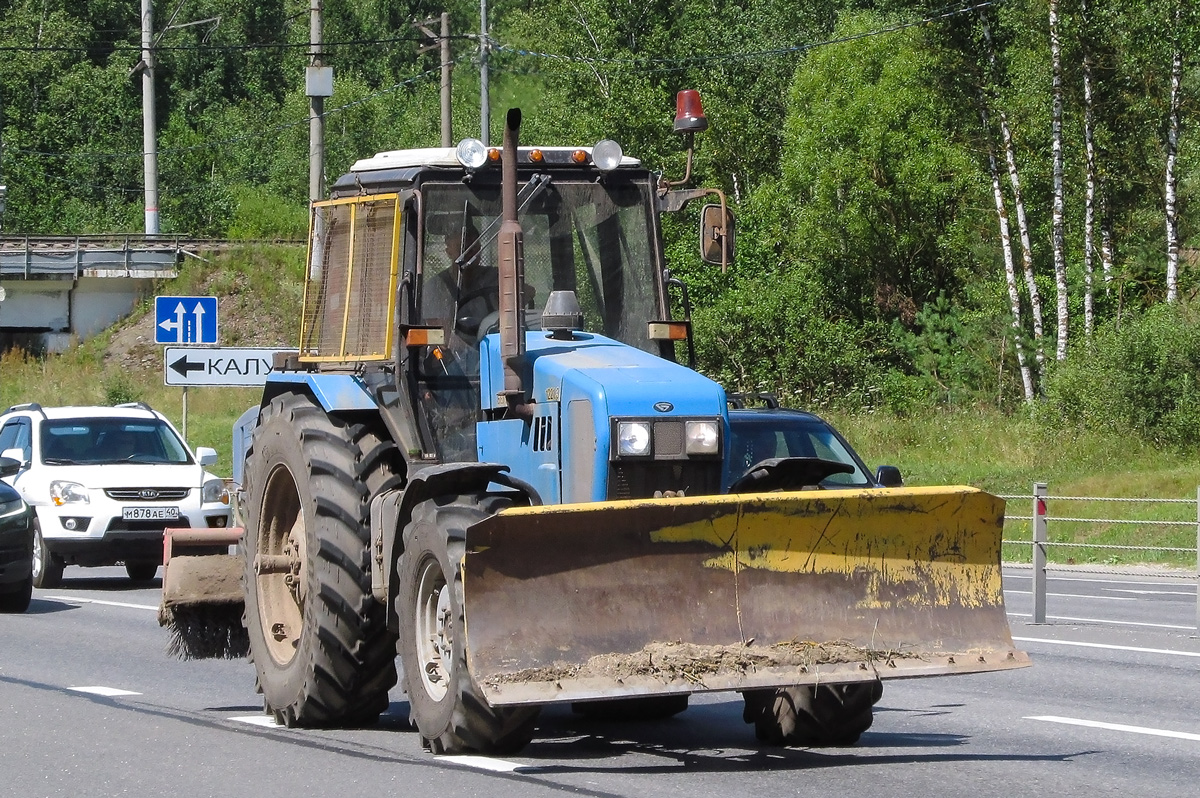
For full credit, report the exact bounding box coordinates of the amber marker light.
[647,321,690,340]
[571,149,589,164]
[529,149,545,163]
[487,148,502,163]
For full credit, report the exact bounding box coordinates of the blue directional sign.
[155,296,218,345]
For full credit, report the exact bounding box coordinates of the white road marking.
[440,754,536,773]
[43,595,158,611]
[1027,715,1200,742]
[1007,611,1195,630]
[1003,589,1135,601]
[1104,588,1196,597]
[1003,574,1195,588]
[70,686,141,697]
[230,715,282,728]
[1013,636,1200,659]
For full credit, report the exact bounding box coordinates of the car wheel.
[125,562,158,581]
[0,576,33,613]
[31,521,64,589]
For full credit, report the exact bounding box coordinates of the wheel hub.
[415,558,453,701]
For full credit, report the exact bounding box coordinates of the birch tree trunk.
[1050,0,1068,359]
[1165,0,1182,304]
[980,96,1035,402]
[981,13,1045,373]
[1082,0,1097,336]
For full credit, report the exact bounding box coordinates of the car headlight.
[617,421,652,457]
[685,420,721,455]
[50,480,89,505]
[0,498,26,518]
[202,479,230,505]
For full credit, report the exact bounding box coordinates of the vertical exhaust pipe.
[497,108,528,413]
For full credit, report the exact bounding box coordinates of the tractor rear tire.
[243,391,401,727]
[742,680,882,747]
[398,493,541,754]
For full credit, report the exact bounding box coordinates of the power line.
[490,1,996,74]
[6,62,452,163]
[0,34,477,54]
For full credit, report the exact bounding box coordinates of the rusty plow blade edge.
[462,486,1030,706]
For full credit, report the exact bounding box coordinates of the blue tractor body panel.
[263,372,379,413]
[478,331,728,504]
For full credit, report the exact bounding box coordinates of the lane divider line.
[1003,574,1195,588]
[1003,590,1135,601]
[43,595,158,612]
[1103,588,1196,597]
[229,715,282,728]
[1012,636,1200,659]
[1027,715,1200,742]
[70,686,142,697]
[1007,612,1195,631]
[440,754,535,773]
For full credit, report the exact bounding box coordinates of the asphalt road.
[2,566,1198,798]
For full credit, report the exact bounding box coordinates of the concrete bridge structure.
[0,236,185,353]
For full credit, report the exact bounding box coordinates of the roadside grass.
[2,245,1196,568]
[826,409,1200,568]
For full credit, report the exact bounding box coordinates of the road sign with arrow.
[155,296,218,344]
[164,347,290,387]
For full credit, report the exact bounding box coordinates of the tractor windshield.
[419,176,662,351]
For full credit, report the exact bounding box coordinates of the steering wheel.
[454,285,497,338]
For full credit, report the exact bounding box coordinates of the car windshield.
[726,415,872,489]
[40,418,192,465]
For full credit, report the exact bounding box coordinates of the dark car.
[0,455,34,613]
[725,406,903,493]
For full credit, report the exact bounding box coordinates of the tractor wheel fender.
[379,465,540,634]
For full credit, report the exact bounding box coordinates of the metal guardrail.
[0,236,305,279]
[999,482,1200,631]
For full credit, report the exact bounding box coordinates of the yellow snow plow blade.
[462,486,1029,706]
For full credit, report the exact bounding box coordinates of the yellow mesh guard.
[299,195,401,362]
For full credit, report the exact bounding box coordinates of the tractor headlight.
[202,479,230,505]
[455,138,488,169]
[592,139,623,172]
[617,421,652,457]
[50,480,89,506]
[685,420,720,455]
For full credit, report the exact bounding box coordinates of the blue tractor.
[160,100,1027,755]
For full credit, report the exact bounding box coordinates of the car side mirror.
[699,203,735,269]
[0,454,21,478]
[195,447,219,467]
[875,465,903,487]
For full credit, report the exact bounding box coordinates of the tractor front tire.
[398,493,540,754]
[743,680,882,747]
[243,391,401,727]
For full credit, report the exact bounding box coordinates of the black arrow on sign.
[169,355,205,378]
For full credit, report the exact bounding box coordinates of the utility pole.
[417,14,453,147]
[441,12,452,147]
[480,0,489,145]
[141,0,160,235]
[306,0,332,204]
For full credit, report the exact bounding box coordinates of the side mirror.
[700,203,735,269]
[875,465,904,488]
[195,447,219,467]
[0,455,21,478]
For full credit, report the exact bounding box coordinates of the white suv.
[0,403,233,587]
